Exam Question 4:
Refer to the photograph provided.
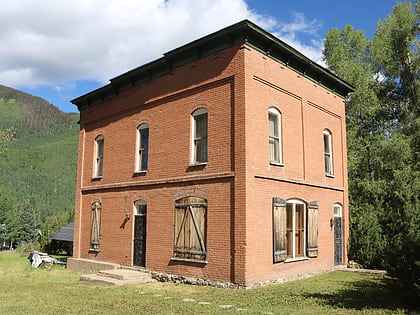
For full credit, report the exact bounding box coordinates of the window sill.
[189,162,207,167]
[170,257,208,264]
[89,248,100,253]
[325,174,335,178]
[270,162,284,167]
[91,176,102,181]
[284,257,309,263]
[134,170,147,177]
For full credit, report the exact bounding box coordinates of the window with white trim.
[323,129,333,176]
[191,109,208,164]
[94,135,104,177]
[136,124,149,172]
[273,198,318,262]
[268,107,282,164]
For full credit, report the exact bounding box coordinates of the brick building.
[70,20,353,287]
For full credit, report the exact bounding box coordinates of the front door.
[133,201,147,267]
[334,204,343,266]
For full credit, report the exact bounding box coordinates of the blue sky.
[0,0,398,113]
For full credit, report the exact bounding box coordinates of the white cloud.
[0,0,324,88]
[271,12,325,64]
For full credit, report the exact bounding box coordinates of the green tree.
[323,0,420,300]
[18,203,38,244]
[0,185,19,247]
[0,127,15,156]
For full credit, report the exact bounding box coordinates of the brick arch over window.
[174,189,207,201]
[173,196,207,262]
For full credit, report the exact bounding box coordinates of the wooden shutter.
[273,197,287,262]
[174,197,207,261]
[307,200,318,257]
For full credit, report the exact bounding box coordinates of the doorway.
[133,200,147,267]
[333,204,343,266]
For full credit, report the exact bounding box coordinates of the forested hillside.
[0,85,79,249]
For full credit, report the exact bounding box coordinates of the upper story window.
[136,124,149,172]
[268,107,282,164]
[191,109,208,164]
[323,129,333,176]
[94,135,104,178]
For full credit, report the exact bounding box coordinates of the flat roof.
[72,19,354,111]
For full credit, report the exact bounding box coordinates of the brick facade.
[71,20,352,287]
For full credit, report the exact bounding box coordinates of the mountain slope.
[0,84,72,134]
[0,85,79,221]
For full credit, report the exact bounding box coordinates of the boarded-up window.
[90,201,101,252]
[174,197,207,262]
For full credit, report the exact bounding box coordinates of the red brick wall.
[73,43,348,286]
[74,45,247,284]
[243,48,349,285]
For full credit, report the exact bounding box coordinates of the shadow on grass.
[302,276,418,313]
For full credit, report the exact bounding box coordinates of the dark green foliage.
[0,185,20,246]
[18,203,37,244]
[0,85,78,250]
[323,0,419,300]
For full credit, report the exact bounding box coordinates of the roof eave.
[71,20,354,111]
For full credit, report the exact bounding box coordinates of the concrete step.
[98,269,153,281]
[80,269,156,286]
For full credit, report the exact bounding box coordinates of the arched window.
[136,124,149,172]
[273,198,318,262]
[323,129,333,176]
[173,196,207,262]
[191,109,208,164]
[94,135,104,177]
[286,199,306,258]
[134,200,147,215]
[268,107,282,164]
[90,201,101,252]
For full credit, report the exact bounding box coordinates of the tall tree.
[19,203,38,244]
[0,186,19,247]
[323,0,419,300]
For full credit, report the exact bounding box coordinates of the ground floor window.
[173,197,207,262]
[273,198,318,262]
[90,201,101,252]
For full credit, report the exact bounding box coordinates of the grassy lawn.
[0,251,415,314]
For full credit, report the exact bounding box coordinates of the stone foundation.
[151,269,332,289]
